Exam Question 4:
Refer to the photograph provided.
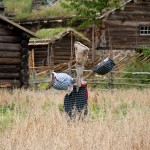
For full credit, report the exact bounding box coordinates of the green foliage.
[3,0,32,20]
[61,0,119,27]
[42,101,56,111]
[58,104,64,112]
[142,47,150,57]
[0,103,15,114]
[3,0,74,20]
[0,103,15,132]
[113,100,128,118]
[122,56,150,84]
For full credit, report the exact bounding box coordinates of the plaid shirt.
[52,72,73,90]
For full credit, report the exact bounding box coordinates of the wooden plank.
[34,51,47,55]
[0,43,21,51]
[0,80,20,88]
[0,51,21,58]
[29,47,47,51]
[54,60,70,63]
[0,36,21,43]
[111,45,138,49]
[0,28,15,36]
[110,37,137,44]
[105,20,150,26]
[0,73,20,79]
[0,58,21,64]
[0,65,20,73]
[29,78,52,84]
[34,55,47,57]
[108,26,137,32]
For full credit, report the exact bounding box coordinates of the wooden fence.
[29,69,150,91]
[86,71,150,89]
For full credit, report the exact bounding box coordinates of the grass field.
[0,88,150,150]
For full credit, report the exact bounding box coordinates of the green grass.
[35,28,67,39]
[29,2,75,20]
[0,99,29,132]
[3,0,32,20]
[3,0,74,20]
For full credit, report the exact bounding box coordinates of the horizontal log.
[107,14,150,22]
[111,45,138,49]
[137,37,150,43]
[115,10,150,16]
[106,32,138,37]
[0,65,21,73]
[0,36,21,43]
[29,47,48,51]
[0,58,21,65]
[34,55,48,58]
[53,46,71,50]
[0,73,20,79]
[0,43,22,51]
[105,20,150,26]
[108,27,137,32]
[109,37,137,44]
[54,60,70,64]
[0,28,15,36]
[0,80,20,88]
[0,51,21,58]
[34,51,47,55]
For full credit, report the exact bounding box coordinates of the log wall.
[29,35,76,67]
[0,22,30,88]
[101,0,150,50]
[29,34,94,70]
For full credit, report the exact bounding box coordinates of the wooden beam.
[0,51,21,58]
[0,43,21,51]
[0,36,21,43]
[0,73,20,79]
[0,28,15,36]
[0,65,20,73]
[0,80,20,88]
[0,58,21,64]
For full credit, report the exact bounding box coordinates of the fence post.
[108,71,114,91]
[32,71,38,92]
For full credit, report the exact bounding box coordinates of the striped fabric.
[94,57,115,75]
[64,85,88,119]
[52,72,73,90]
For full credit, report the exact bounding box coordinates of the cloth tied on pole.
[52,72,73,94]
[74,41,90,91]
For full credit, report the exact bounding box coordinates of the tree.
[61,0,119,27]
[62,0,119,63]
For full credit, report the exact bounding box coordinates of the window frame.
[139,25,150,36]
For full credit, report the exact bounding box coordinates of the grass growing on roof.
[3,0,74,20]
[29,1,75,20]
[3,0,32,20]
[35,28,67,39]
[31,27,90,43]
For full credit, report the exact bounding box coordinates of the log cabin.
[28,28,91,71]
[0,15,37,88]
[98,0,150,50]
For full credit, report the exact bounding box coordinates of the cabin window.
[140,26,150,36]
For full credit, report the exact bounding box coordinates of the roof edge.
[0,14,38,38]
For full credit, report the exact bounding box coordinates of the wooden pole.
[32,49,35,72]
[68,31,73,75]
[108,27,114,91]
[32,71,38,92]
[32,48,37,91]
[92,25,95,65]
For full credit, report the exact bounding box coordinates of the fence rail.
[29,70,150,91]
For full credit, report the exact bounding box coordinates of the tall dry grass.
[0,89,150,150]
